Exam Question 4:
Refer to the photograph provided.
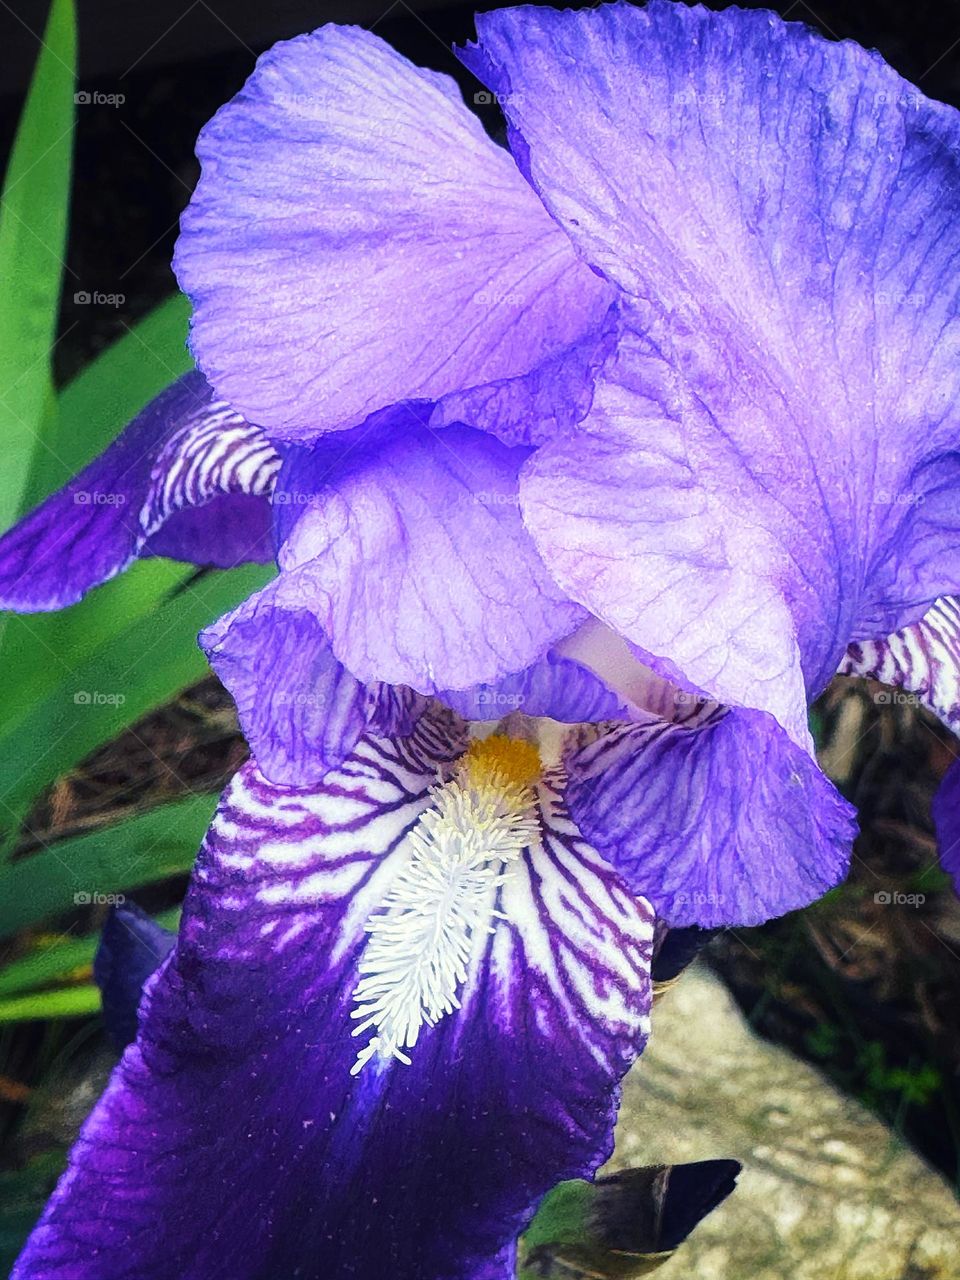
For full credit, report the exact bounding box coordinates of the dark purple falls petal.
[0,370,278,611]
[566,708,858,927]
[93,903,176,1051]
[15,711,653,1280]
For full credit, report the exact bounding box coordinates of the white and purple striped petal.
[0,371,278,611]
[566,708,858,927]
[14,713,653,1280]
[840,597,960,731]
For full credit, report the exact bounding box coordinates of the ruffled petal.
[274,403,585,692]
[428,305,619,448]
[0,371,278,610]
[565,708,858,927]
[200,577,428,787]
[15,713,653,1280]
[470,1,960,728]
[441,650,628,724]
[174,25,612,442]
[840,596,960,731]
[520,328,814,748]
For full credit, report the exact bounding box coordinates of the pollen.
[349,735,542,1076]
[459,734,542,792]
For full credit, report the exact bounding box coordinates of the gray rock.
[609,966,960,1279]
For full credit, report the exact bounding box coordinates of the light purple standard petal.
[0,371,278,611]
[470,1,960,734]
[274,402,585,693]
[566,708,858,927]
[174,24,612,442]
[200,577,428,787]
[521,327,815,749]
[428,304,619,449]
[441,649,629,725]
[840,596,960,731]
[15,712,653,1280]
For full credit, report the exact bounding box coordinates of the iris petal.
[14,712,653,1280]
[174,25,612,441]
[274,403,585,692]
[566,708,858,926]
[0,371,277,611]
[471,1,960,730]
[933,757,960,895]
[840,596,960,730]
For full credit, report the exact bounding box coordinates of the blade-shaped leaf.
[0,985,99,1023]
[518,1164,741,1279]
[0,295,194,723]
[0,562,271,847]
[0,908,179,997]
[0,793,216,936]
[0,0,75,526]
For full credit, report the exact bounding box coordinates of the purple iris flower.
[3,3,960,1275]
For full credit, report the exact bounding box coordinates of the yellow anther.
[459,734,542,793]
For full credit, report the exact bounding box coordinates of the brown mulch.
[15,677,246,858]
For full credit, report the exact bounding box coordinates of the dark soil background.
[1,0,959,1247]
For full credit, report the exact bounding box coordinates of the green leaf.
[44,292,192,486]
[0,295,194,724]
[0,908,179,997]
[0,984,100,1023]
[0,1153,65,1274]
[0,561,271,846]
[0,0,75,526]
[518,1164,741,1280]
[0,559,195,737]
[0,794,217,937]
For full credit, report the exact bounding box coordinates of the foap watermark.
[73,490,126,506]
[876,289,925,308]
[272,489,321,507]
[74,690,126,707]
[673,89,728,113]
[276,691,325,708]
[473,90,524,108]
[675,891,724,907]
[874,490,925,507]
[873,689,921,707]
[874,890,925,907]
[472,491,521,507]
[873,90,925,110]
[74,290,126,308]
[73,891,126,906]
[74,90,125,108]
[475,690,526,711]
[473,290,525,307]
